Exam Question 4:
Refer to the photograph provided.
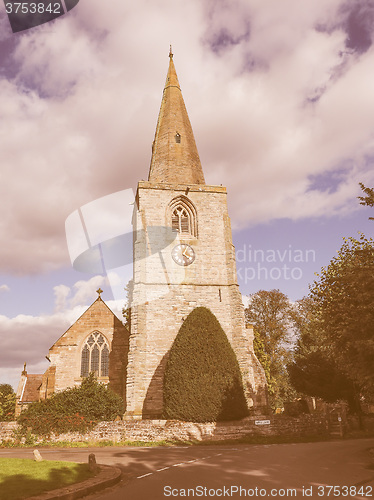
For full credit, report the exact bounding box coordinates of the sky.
[1,0,374,389]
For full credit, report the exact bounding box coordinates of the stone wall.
[0,415,329,445]
[0,422,18,442]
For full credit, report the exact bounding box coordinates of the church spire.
[148,50,205,185]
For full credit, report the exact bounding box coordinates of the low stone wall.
[0,422,18,442]
[0,415,329,444]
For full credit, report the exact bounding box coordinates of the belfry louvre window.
[172,206,190,234]
[80,332,109,378]
[169,196,197,237]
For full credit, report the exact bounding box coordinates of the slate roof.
[20,374,43,402]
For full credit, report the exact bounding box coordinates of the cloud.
[1,0,374,274]
[70,275,107,307]
[0,285,10,293]
[54,275,117,310]
[53,284,70,312]
[0,312,72,368]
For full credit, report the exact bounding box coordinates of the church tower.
[126,49,267,418]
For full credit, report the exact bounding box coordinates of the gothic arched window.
[172,206,190,233]
[169,196,197,237]
[80,332,110,378]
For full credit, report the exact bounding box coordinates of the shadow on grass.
[0,464,93,500]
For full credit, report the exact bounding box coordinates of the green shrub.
[0,384,16,421]
[18,374,123,436]
[163,307,249,422]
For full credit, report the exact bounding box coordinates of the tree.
[288,297,358,410]
[245,290,297,409]
[163,307,249,422]
[307,234,374,400]
[358,183,374,219]
[0,384,16,421]
[253,330,271,391]
[122,281,132,331]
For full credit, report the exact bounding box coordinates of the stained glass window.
[81,345,90,377]
[101,344,109,377]
[91,345,100,374]
[80,332,110,378]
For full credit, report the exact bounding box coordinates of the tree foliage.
[253,330,271,388]
[289,235,374,410]
[163,307,249,422]
[0,384,16,422]
[245,289,297,409]
[18,373,123,436]
[122,281,132,331]
[358,183,374,219]
[307,234,374,399]
[288,297,358,410]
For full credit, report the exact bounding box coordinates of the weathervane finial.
[169,45,173,59]
[96,288,103,298]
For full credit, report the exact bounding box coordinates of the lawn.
[0,458,94,500]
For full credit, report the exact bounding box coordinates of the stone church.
[16,50,267,418]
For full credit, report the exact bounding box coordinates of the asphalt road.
[1,439,374,499]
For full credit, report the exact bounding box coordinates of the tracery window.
[169,196,197,237]
[172,206,190,233]
[80,332,110,378]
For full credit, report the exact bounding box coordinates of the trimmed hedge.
[163,307,249,422]
[17,373,123,436]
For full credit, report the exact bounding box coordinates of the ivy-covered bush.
[0,384,16,421]
[163,307,249,422]
[18,374,123,436]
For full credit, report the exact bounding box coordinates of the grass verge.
[0,458,94,500]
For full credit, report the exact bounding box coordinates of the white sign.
[255,420,271,426]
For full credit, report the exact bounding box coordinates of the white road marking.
[136,451,225,479]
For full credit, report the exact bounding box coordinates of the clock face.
[171,244,195,266]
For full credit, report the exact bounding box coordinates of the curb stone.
[26,464,122,500]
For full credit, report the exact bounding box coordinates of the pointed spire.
[148,50,205,185]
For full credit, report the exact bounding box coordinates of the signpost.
[255,420,271,426]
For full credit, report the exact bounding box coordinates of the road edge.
[26,464,122,500]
